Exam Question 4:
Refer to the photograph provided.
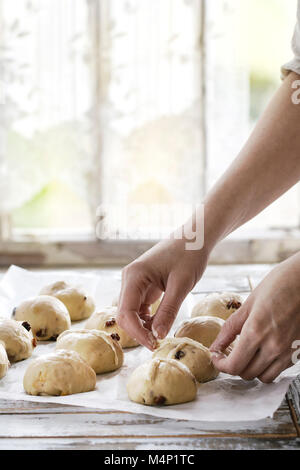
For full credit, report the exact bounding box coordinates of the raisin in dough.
[191,292,243,321]
[175,316,225,348]
[0,318,36,362]
[127,358,197,406]
[56,329,123,374]
[40,281,95,321]
[85,307,139,348]
[13,296,71,341]
[23,349,96,396]
[153,337,218,383]
[0,341,9,379]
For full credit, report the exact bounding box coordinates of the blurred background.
[0,0,299,265]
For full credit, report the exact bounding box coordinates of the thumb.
[152,278,188,340]
[210,306,248,353]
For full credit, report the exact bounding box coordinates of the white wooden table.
[0,265,299,450]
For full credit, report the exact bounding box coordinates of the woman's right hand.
[117,236,209,350]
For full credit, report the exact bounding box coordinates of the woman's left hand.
[210,253,300,383]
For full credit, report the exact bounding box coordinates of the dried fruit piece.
[105,318,116,327]
[22,321,31,332]
[111,333,120,341]
[174,350,185,360]
[154,395,166,406]
[226,300,241,310]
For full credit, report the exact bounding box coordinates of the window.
[0,0,299,263]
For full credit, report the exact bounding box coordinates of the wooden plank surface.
[0,264,299,450]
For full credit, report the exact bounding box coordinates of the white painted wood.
[0,437,299,450]
[0,265,298,450]
[0,408,296,438]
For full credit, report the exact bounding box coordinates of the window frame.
[0,0,299,267]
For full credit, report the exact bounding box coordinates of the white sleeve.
[281,0,300,78]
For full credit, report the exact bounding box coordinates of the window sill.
[0,228,299,267]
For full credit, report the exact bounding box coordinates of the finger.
[210,306,249,353]
[139,312,153,329]
[144,285,163,306]
[258,351,293,384]
[211,323,259,376]
[152,277,188,339]
[240,346,279,381]
[118,280,157,350]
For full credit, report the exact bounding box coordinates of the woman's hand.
[210,253,300,383]
[117,236,209,350]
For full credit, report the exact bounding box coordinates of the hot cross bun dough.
[0,341,9,379]
[191,292,243,321]
[153,337,218,383]
[23,349,96,396]
[175,316,225,348]
[127,358,197,406]
[13,296,71,341]
[0,318,36,362]
[85,307,139,348]
[40,281,95,321]
[56,329,123,374]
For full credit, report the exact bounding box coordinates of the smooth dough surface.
[0,318,35,362]
[175,316,225,348]
[56,329,123,374]
[127,358,197,406]
[0,341,9,379]
[13,295,71,341]
[85,307,139,348]
[40,281,95,321]
[191,292,243,320]
[153,337,218,383]
[23,349,96,396]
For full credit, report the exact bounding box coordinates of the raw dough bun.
[0,341,9,378]
[127,358,197,406]
[150,295,162,316]
[40,281,95,321]
[191,292,243,320]
[153,337,218,383]
[175,316,225,348]
[85,307,139,348]
[56,329,123,374]
[13,296,71,341]
[0,318,36,362]
[23,349,96,396]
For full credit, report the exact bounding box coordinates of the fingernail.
[211,351,226,360]
[152,325,166,340]
[147,331,158,350]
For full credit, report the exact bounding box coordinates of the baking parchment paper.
[0,265,299,422]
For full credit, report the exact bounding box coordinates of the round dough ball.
[127,358,197,406]
[0,318,36,362]
[56,329,123,374]
[0,341,9,379]
[23,349,96,396]
[40,281,95,321]
[153,337,218,383]
[175,316,225,348]
[13,296,71,341]
[191,292,243,320]
[85,307,139,348]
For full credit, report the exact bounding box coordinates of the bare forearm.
[204,72,300,251]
